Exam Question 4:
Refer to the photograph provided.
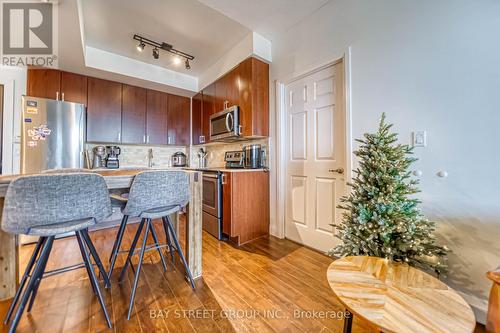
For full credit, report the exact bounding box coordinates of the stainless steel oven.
[210,105,240,141]
[202,171,222,239]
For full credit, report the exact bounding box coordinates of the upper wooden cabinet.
[122,84,147,144]
[167,94,190,146]
[146,90,168,145]
[27,68,60,100]
[27,68,88,105]
[27,68,191,146]
[192,92,203,145]
[194,57,269,145]
[60,72,87,105]
[87,77,122,143]
[237,57,269,137]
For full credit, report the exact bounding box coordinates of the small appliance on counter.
[92,145,106,169]
[172,151,187,167]
[105,146,121,169]
[243,144,266,169]
[224,151,245,169]
[197,148,208,169]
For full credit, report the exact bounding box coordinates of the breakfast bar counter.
[0,169,203,301]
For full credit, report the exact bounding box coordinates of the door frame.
[274,47,353,239]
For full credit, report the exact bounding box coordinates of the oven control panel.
[224,151,243,162]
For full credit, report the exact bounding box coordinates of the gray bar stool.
[107,170,195,320]
[1,173,113,332]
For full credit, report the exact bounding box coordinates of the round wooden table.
[327,256,476,333]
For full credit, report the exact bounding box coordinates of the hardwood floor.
[0,217,484,333]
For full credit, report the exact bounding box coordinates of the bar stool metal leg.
[76,230,112,328]
[108,215,129,279]
[27,237,54,312]
[149,219,168,272]
[119,218,146,283]
[127,219,151,320]
[3,237,46,324]
[75,231,97,295]
[165,215,195,289]
[162,216,175,267]
[7,236,54,333]
[81,229,111,288]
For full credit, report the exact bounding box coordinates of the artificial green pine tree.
[329,113,448,275]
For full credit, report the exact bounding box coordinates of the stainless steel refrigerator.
[21,96,86,174]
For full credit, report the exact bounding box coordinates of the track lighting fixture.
[136,40,145,52]
[133,34,194,69]
[152,47,159,59]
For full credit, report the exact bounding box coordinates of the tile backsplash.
[86,143,187,168]
[190,138,270,168]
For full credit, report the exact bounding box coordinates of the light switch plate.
[412,130,426,147]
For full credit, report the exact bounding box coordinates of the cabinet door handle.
[221,174,227,184]
[143,134,146,143]
[61,92,65,101]
[56,91,59,100]
[146,135,150,143]
[200,135,205,143]
[117,132,121,142]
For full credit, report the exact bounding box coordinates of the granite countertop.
[183,167,269,173]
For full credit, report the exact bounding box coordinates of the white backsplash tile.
[86,143,187,168]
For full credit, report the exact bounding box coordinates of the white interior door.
[285,61,346,252]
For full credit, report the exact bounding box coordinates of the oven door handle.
[203,174,219,179]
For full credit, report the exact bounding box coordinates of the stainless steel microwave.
[210,105,241,141]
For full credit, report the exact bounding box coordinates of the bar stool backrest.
[123,170,189,217]
[1,173,112,235]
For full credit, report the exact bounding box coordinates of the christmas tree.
[329,113,448,275]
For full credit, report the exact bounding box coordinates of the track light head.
[152,48,159,59]
[137,41,145,52]
[185,59,191,70]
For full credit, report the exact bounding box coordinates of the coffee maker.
[105,146,121,169]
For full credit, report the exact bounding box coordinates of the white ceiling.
[80,0,251,76]
[197,0,331,41]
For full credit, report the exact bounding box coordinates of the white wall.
[0,66,27,174]
[270,0,500,322]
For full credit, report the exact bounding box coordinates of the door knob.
[329,168,344,174]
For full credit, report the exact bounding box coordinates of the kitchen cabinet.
[27,68,60,100]
[87,77,123,143]
[146,90,168,145]
[222,171,269,245]
[192,92,203,145]
[27,68,191,146]
[193,57,269,143]
[167,94,190,145]
[60,72,87,105]
[27,68,88,105]
[122,84,147,144]
[237,57,269,137]
[202,83,216,143]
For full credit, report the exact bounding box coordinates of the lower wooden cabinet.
[222,171,269,245]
